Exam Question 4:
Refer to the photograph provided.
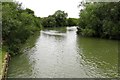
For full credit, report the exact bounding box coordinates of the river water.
[7,27,118,78]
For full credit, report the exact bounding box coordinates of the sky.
[15,0,82,18]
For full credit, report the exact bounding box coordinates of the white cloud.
[15,0,82,18]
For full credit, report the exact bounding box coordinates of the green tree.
[41,15,56,27]
[41,10,68,27]
[67,18,78,26]
[53,10,68,27]
[78,2,120,39]
[2,2,42,55]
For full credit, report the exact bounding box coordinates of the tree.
[41,15,56,27]
[77,2,120,40]
[67,18,78,26]
[53,10,68,27]
[41,10,68,27]
[2,2,42,55]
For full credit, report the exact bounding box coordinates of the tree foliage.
[41,10,68,27]
[2,2,42,55]
[41,15,56,27]
[41,10,79,27]
[78,2,120,40]
[53,10,68,27]
[67,18,78,26]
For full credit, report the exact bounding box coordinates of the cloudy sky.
[15,0,82,18]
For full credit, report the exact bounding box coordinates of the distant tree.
[41,15,56,27]
[53,10,68,27]
[67,18,78,26]
[41,10,68,27]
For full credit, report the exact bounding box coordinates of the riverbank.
[0,31,40,80]
[7,32,40,78]
[0,50,5,80]
[1,52,10,80]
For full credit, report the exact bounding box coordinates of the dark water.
[8,27,118,78]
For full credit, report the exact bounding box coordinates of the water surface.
[8,27,118,78]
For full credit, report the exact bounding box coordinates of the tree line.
[41,10,78,27]
[2,1,120,55]
[77,2,120,40]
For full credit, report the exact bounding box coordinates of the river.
[7,27,118,78]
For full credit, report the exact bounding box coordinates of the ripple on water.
[8,27,118,78]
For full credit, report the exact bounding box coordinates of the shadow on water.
[7,53,33,78]
[7,32,40,78]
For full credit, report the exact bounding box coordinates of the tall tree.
[41,10,68,27]
[53,10,68,27]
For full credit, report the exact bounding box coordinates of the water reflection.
[7,53,33,78]
[77,36,118,77]
[26,27,88,78]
